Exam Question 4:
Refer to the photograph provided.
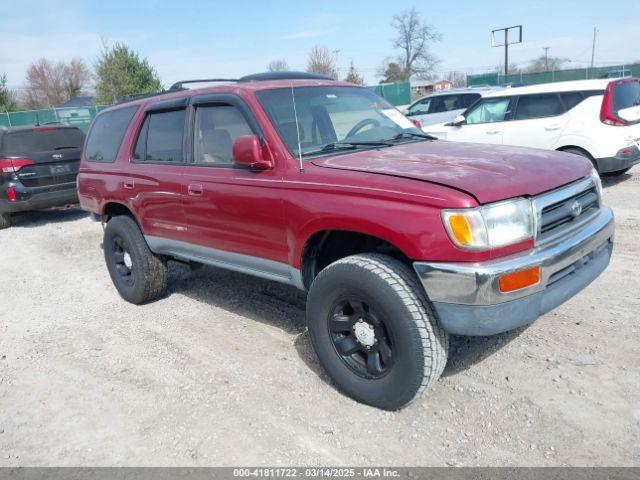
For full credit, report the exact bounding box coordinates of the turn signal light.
[7,186,16,202]
[447,215,472,245]
[498,267,540,293]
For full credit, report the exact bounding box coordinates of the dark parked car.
[0,124,85,229]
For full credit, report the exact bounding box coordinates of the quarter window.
[133,109,185,163]
[193,105,254,165]
[85,106,137,163]
[514,94,564,120]
[560,92,584,111]
[465,98,512,124]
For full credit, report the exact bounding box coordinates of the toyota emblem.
[570,200,582,218]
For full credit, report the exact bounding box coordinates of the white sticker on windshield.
[380,108,415,130]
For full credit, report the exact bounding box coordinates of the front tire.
[103,215,168,305]
[306,254,449,410]
[0,213,10,230]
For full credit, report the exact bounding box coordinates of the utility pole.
[590,27,598,77]
[332,49,340,78]
[543,47,550,71]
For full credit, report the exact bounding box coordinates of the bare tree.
[306,46,338,79]
[267,59,290,72]
[63,58,91,99]
[24,58,91,108]
[391,8,441,80]
[444,71,467,88]
[344,60,364,85]
[526,54,568,73]
[494,63,522,75]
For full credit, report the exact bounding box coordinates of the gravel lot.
[0,171,639,467]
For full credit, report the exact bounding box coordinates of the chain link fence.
[467,63,640,87]
[0,105,110,133]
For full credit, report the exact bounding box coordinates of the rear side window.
[560,92,584,111]
[3,128,85,155]
[193,105,253,165]
[133,110,185,163]
[514,94,564,120]
[85,106,137,163]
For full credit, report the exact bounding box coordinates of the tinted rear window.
[612,80,640,111]
[85,106,138,163]
[2,128,85,155]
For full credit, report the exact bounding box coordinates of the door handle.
[123,180,134,190]
[486,129,501,135]
[545,124,561,131]
[188,184,203,196]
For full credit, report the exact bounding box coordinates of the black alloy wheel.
[329,296,394,379]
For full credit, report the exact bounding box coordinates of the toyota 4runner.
[78,72,615,410]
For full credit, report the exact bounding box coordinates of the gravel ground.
[0,171,639,467]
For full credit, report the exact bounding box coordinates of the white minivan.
[424,78,640,175]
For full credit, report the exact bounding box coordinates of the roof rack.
[168,78,238,91]
[119,91,170,103]
[238,71,334,82]
[117,72,336,104]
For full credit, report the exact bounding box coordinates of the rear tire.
[306,253,449,410]
[103,215,168,305]
[0,213,10,230]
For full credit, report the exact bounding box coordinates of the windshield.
[256,86,425,158]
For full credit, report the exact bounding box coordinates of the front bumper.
[0,182,78,214]
[414,207,615,336]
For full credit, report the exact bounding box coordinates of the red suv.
[78,72,615,410]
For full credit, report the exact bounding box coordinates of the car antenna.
[290,82,304,173]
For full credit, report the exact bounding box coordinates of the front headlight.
[590,168,603,199]
[442,197,535,250]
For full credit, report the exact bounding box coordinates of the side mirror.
[452,115,466,126]
[232,135,273,170]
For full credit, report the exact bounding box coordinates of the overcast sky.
[1,0,638,90]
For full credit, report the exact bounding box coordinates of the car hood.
[311,141,593,204]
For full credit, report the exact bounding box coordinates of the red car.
[78,72,614,410]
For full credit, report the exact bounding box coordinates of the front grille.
[20,173,77,188]
[535,177,600,243]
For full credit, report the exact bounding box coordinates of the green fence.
[0,105,110,133]
[369,82,411,106]
[467,64,640,87]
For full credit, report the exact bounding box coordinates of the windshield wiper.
[53,145,79,150]
[391,131,438,142]
[302,140,394,157]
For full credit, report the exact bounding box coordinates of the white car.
[404,87,503,127]
[424,78,640,175]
